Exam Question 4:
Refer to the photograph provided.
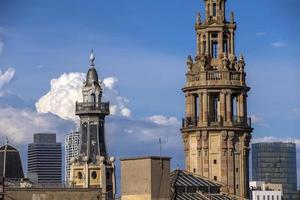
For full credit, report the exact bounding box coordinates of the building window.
[214,159,217,164]
[91,171,97,179]
[272,196,274,200]
[223,39,228,54]
[213,3,217,16]
[236,168,239,173]
[214,176,217,181]
[193,168,196,173]
[257,196,260,200]
[263,195,265,200]
[211,41,218,58]
[236,184,239,189]
[267,196,270,200]
[77,172,83,179]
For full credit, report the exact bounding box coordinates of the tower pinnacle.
[89,50,95,67]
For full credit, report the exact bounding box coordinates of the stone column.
[183,134,190,171]
[221,131,228,192]
[206,33,210,55]
[200,33,204,54]
[196,132,202,175]
[239,93,245,122]
[197,33,200,55]
[226,92,232,123]
[202,131,209,177]
[230,31,235,55]
[227,132,235,194]
[185,94,190,118]
[220,91,226,124]
[218,32,223,55]
[198,92,203,125]
[191,95,196,120]
[202,91,208,125]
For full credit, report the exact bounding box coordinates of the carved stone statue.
[196,12,201,25]
[237,54,245,72]
[221,55,230,70]
[200,55,208,71]
[187,55,193,72]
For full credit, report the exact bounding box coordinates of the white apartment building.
[250,181,283,200]
[64,131,81,184]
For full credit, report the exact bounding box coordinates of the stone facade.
[4,188,102,200]
[181,0,252,198]
[69,52,116,199]
[120,157,171,200]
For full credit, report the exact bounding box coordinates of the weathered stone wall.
[4,188,102,200]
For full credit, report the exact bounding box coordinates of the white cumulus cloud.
[35,72,131,122]
[0,107,75,145]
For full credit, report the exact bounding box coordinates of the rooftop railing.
[75,102,110,115]
[187,71,245,86]
[182,115,251,128]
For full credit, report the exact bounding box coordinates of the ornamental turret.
[70,51,115,199]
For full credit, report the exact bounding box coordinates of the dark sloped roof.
[0,144,24,179]
[173,192,207,200]
[170,169,223,188]
[86,67,99,86]
[207,194,235,200]
[0,144,17,151]
[170,170,240,200]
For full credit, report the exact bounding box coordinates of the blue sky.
[0,0,299,186]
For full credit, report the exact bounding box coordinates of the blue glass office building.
[252,142,297,200]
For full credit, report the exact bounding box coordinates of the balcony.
[75,102,110,115]
[187,71,245,87]
[182,115,251,128]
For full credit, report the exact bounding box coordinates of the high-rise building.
[28,133,62,185]
[70,52,116,198]
[181,0,252,198]
[64,131,80,184]
[252,142,297,200]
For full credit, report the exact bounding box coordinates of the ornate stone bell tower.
[70,51,116,199]
[181,0,252,198]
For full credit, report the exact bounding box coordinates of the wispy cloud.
[271,41,288,48]
[0,68,15,92]
[290,108,300,115]
[250,114,270,128]
[256,32,266,36]
[0,42,3,56]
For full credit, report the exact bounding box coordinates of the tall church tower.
[70,52,116,199]
[181,0,252,198]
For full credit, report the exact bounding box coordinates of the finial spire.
[90,49,95,67]
[5,136,9,145]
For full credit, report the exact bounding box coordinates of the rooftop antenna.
[159,138,162,168]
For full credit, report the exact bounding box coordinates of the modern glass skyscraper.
[252,142,297,200]
[28,133,62,185]
[64,131,80,184]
